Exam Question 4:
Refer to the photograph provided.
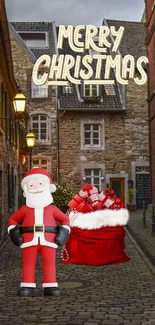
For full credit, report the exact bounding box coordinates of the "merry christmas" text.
[32,25,149,86]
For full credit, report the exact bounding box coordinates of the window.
[0,84,5,130]
[81,119,105,150]
[84,85,99,97]
[104,85,116,96]
[18,32,48,48]
[4,91,9,139]
[8,165,14,210]
[85,169,101,191]
[31,115,49,141]
[63,84,73,94]
[84,124,100,147]
[31,74,48,98]
[90,36,100,55]
[32,158,51,173]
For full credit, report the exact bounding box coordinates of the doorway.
[110,177,125,202]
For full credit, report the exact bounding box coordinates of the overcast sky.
[5,0,144,26]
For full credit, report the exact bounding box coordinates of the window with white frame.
[18,32,48,48]
[81,119,105,150]
[31,74,48,98]
[84,169,101,191]
[63,84,73,94]
[31,115,49,141]
[84,124,100,147]
[104,84,116,96]
[32,158,51,173]
[90,36,100,56]
[84,84,99,97]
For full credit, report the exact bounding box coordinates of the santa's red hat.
[21,167,56,193]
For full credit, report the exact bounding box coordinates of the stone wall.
[58,78,149,195]
[9,32,149,206]
[10,34,57,178]
[0,74,19,241]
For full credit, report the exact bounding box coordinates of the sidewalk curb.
[126,226,155,276]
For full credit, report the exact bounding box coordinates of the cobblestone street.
[0,230,155,325]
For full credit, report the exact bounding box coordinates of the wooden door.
[110,178,125,202]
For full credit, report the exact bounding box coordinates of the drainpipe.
[56,91,60,183]
[53,21,60,183]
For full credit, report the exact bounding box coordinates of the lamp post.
[26,130,36,169]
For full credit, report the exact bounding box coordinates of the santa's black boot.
[18,287,35,297]
[44,287,61,296]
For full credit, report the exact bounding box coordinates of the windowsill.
[28,46,49,49]
[35,140,51,146]
[81,145,105,151]
[31,96,48,100]
[83,96,100,103]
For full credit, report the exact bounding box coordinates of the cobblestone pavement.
[1,231,155,325]
[127,210,155,266]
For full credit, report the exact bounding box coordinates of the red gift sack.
[61,226,130,266]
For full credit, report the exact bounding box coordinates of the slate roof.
[105,19,146,59]
[10,22,56,59]
[9,23,36,63]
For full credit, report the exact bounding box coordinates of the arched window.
[31,114,49,141]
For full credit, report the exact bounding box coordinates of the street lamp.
[26,130,36,169]
[13,92,26,113]
[0,91,27,122]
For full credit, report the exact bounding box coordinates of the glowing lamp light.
[21,155,26,166]
[26,131,36,148]
[13,92,26,113]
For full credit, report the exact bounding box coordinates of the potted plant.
[127,187,136,211]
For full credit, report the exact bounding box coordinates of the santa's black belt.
[20,226,58,234]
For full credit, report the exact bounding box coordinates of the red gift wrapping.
[68,194,93,212]
[61,226,130,266]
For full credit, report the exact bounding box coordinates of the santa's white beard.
[26,189,53,208]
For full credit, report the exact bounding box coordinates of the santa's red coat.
[8,204,70,248]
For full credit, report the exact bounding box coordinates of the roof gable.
[104,19,146,58]
[9,23,36,63]
[11,22,56,59]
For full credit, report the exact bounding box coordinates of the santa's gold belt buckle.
[34,224,45,233]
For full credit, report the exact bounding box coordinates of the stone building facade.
[0,0,28,242]
[10,22,58,179]
[12,19,149,209]
[145,0,155,204]
[58,20,149,208]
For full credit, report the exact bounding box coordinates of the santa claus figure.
[8,168,70,297]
